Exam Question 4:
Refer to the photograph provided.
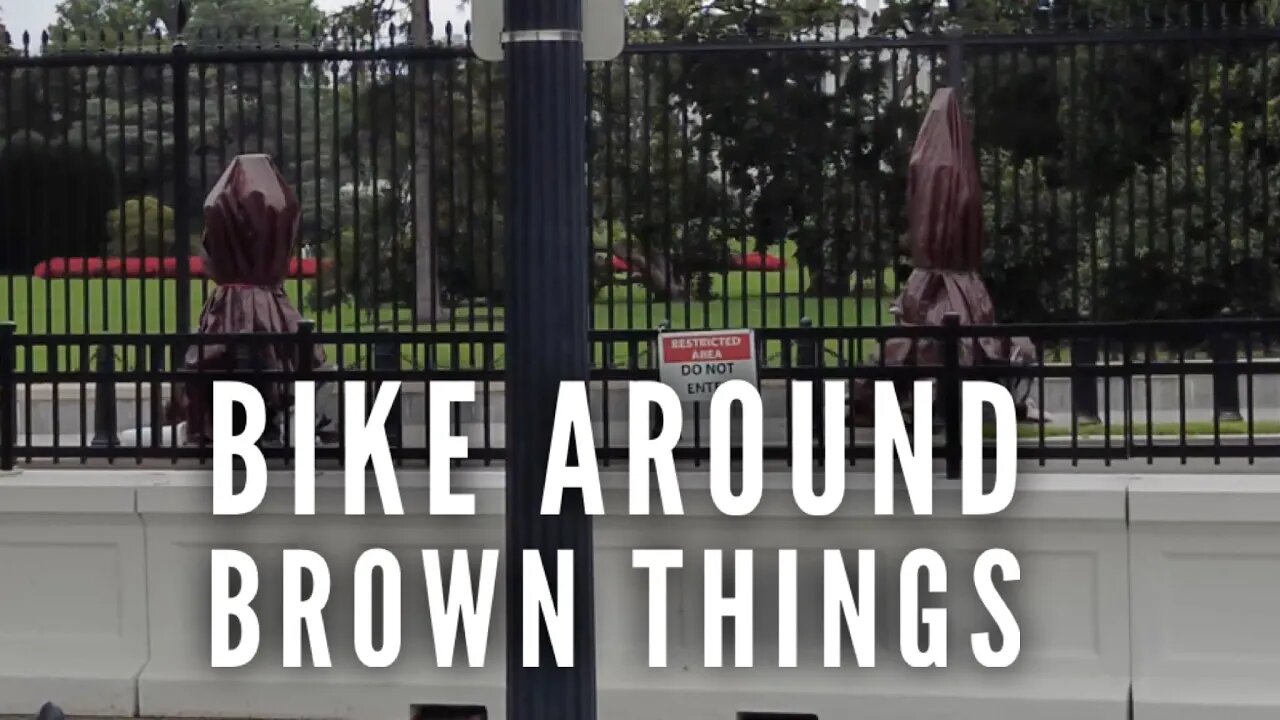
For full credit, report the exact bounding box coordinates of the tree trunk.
[613,243,688,300]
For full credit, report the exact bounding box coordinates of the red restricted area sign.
[658,329,758,403]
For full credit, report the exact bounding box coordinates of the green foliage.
[43,0,331,247]
[307,176,506,315]
[981,112,1280,324]
[630,0,900,296]
[107,196,176,257]
[0,132,116,272]
[25,0,1280,325]
[48,0,324,45]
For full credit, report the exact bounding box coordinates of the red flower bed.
[606,252,785,275]
[730,252,785,271]
[32,257,333,280]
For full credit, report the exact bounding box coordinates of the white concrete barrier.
[0,472,149,716]
[1129,475,1280,720]
[137,472,507,719]
[2,469,1275,720]
[590,473,1131,720]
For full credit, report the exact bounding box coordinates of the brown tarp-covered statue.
[850,88,1037,422]
[181,154,325,442]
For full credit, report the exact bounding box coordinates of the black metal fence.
[2,317,1278,471]
[1,2,1279,355]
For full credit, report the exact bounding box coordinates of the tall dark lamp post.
[501,0,597,719]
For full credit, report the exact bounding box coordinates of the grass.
[1006,420,1280,439]
[0,253,899,370]
[1,250,898,334]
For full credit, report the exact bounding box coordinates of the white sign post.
[470,0,626,62]
[657,329,759,404]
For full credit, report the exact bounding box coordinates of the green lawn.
[0,267,897,370]
[0,259,897,334]
[1008,420,1280,439]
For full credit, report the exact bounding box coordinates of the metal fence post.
[171,1,193,349]
[92,343,119,447]
[0,322,15,471]
[651,323,666,440]
[1071,335,1101,425]
[947,0,966,95]
[373,337,402,447]
[942,313,962,480]
[1211,332,1243,422]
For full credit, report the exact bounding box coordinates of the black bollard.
[92,343,119,447]
[373,338,402,448]
[796,316,818,368]
[941,314,962,480]
[0,322,14,471]
[149,340,165,448]
[1070,335,1101,425]
[1211,333,1243,423]
[35,702,67,720]
[796,316,823,453]
[296,319,315,373]
[232,340,274,443]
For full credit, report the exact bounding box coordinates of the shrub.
[107,196,176,258]
[0,132,116,272]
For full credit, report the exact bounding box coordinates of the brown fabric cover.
[182,154,324,440]
[850,89,1036,421]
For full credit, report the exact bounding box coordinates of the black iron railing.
[2,3,1280,341]
[2,317,1278,470]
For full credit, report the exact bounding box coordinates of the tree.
[630,0,890,296]
[40,0,329,233]
[306,0,508,318]
[588,39,729,300]
[971,0,1280,323]
[49,0,324,42]
[0,132,117,272]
